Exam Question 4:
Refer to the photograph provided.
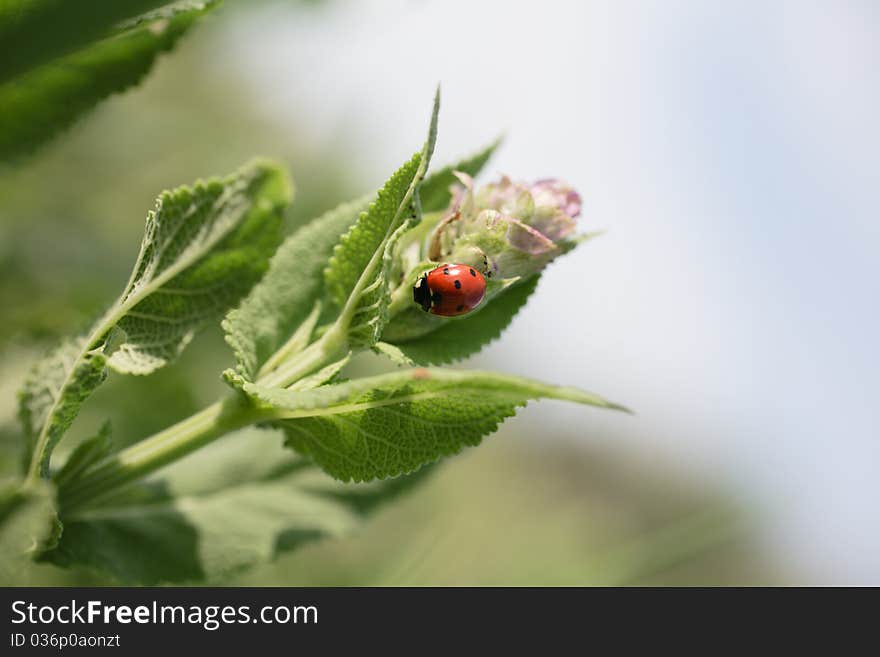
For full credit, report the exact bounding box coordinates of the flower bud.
[429,173,581,279]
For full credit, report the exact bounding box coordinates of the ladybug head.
[412,274,432,312]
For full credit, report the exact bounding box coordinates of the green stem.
[60,326,349,514]
[388,280,416,318]
[256,301,322,380]
[257,324,348,388]
[60,396,265,513]
[26,202,248,486]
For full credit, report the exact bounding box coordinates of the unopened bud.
[430,173,582,279]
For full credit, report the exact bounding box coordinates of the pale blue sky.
[229,0,879,582]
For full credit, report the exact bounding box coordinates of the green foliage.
[238,368,626,482]
[224,195,371,379]
[45,429,428,584]
[225,105,493,383]
[5,86,622,586]
[324,89,439,347]
[418,137,501,213]
[107,159,290,374]
[381,275,540,363]
[18,159,291,477]
[53,422,113,489]
[0,479,56,586]
[324,154,422,311]
[18,339,108,477]
[378,234,599,363]
[370,341,418,367]
[0,1,170,82]
[287,355,351,392]
[0,1,218,161]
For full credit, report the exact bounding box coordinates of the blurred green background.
[0,1,786,585]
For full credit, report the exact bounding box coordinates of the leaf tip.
[421,87,441,170]
[603,400,634,415]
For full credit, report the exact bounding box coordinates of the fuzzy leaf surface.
[225,104,498,381]
[223,195,371,380]
[324,154,422,312]
[239,367,626,482]
[45,429,427,584]
[108,159,290,374]
[324,90,439,349]
[18,340,108,478]
[18,159,290,477]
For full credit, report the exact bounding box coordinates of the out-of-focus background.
[1,0,877,585]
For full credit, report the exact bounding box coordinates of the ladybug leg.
[470,247,493,278]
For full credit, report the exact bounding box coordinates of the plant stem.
[256,301,322,379]
[256,324,347,388]
[388,282,415,318]
[60,327,349,514]
[26,201,252,485]
[59,396,265,513]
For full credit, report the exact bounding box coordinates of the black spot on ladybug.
[416,262,488,316]
[469,268,476,276]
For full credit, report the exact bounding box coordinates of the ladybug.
[413,263,487,317]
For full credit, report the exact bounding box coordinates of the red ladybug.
[413,263,487,317]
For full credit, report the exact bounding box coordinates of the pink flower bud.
[531,179,582,219]
[430,173,583,278]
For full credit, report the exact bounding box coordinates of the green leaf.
[371,341,417,367]
[53,422,113,489]
[0,1,219,162]
[18,339,108,478]
[0,0,172,83]
[418,137,501,212]
[19,159,291,478]
[239,367,627,482]
[44,429,428,584]
[381,275,540,364]
[324,154,422,311]
[223,195,371,380]
[287,354,351,392]
[0,479,57,586]
[108,159,290,374]
[325,89,440,347]
[224,101,498,382]
[380,233,600,363]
